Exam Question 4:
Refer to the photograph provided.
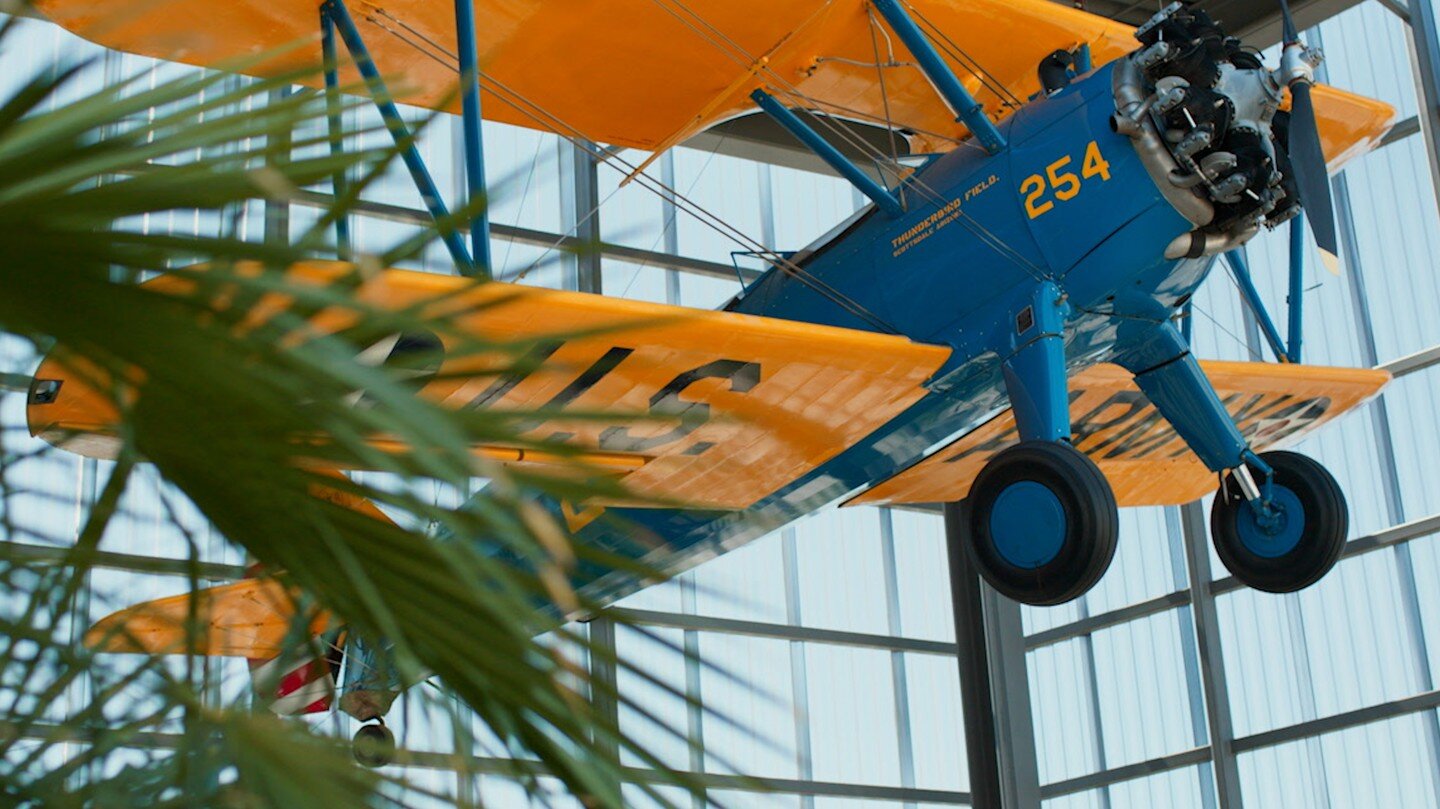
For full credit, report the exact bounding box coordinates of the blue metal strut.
[1286,217,1305,363]
[322,0,475,273]
[751,89,904,218]
[320,9,352,259]
[868,0,1006,155]
[453,0,492,278]
[1224,249,1289,364]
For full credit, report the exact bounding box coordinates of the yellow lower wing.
[851,361,1390,509]
[30,262,952,512]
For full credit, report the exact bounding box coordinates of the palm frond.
[0,26,773,808]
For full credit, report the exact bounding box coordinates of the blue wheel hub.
[1234,484,1305,558]
[989,481,1067,569]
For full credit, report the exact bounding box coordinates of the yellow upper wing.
[34,0,1393,163]
[29,262,952,511]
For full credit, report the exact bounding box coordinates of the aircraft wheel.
[1211,451,1347,593]
[965,441,1118,606]
[352,721,395,768]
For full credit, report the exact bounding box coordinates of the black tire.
[353,722,396,768]
[1211,450,1347,593]
[964,441,1119,606]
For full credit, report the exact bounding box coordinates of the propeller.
[1277,0,1341,274]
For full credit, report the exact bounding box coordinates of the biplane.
[24,0,1400,764]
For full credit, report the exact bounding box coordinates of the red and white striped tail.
[248,652,338,716]
[240,564,343,716]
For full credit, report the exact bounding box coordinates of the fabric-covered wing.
[34,0,1393,164]
[85,576,330,656]
[850,361,1389,509]
[29,262,952,511]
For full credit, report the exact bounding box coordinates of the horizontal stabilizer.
[85,576,332,657]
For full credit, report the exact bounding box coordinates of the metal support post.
[1179,503,1244,809]
[945,502,1041,809]
[781,527,816,809]
[1223,249,1289,364]
[586,617,623,799]
[750,89,905,217]
[1164,507,1219,809]
[879,509,919,809]
[679,575,707,809]
[572,142,602,294]
[1406,0,1440,213]
[557,139,603,293]
[1286,218,1305,363]
[868,0,1007,154]
[323,0,475,273]
[453,0,492,278]
[320,9,352,259]
[264,87,293,247]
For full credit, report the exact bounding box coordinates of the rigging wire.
[901,0,1025,110]
[1192,303,1266,362]
[362,0,1054,321]
[868,4,905,191]
[355,4,906,334]
[766,82,1049,282]
[622,0,1055,286]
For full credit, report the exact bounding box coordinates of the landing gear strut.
[1210,450,1347,592]
[352,719,395,768]
[965,282,1119,606]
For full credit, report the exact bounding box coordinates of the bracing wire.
[360,0,1056,321]
[354,3,906,334]
[901,0,1025,110]
[868,4,905,190]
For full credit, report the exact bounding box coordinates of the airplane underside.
[25,0,1399,767]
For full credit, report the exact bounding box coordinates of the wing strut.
[454,0,492,274]
[869,0,1007,154]
[321,0,490,278]
[751,89,904,217]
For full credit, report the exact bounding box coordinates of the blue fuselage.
[569,63,1211,607]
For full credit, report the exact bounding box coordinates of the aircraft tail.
[246,633,344,716]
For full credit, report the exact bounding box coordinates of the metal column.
[944,502,1040,809]
[1179,503,1244,809]
[879,509,919,809]
[1406,0,1440,212]
[679,575,707,809]
[264,86,293,247]
[560,140,603,294]
[1164,506,1219,809]
[586,617,623,802]
[781,527,817,809]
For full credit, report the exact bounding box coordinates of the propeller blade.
[1288,80,1342,274]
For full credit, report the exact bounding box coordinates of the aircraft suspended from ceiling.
[26,0,1399,764]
